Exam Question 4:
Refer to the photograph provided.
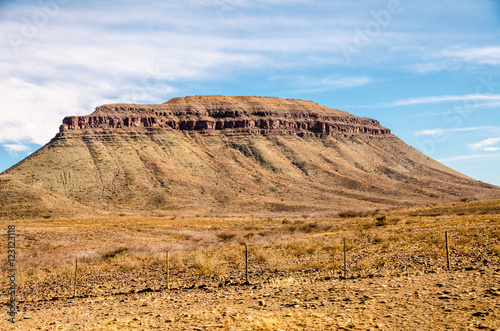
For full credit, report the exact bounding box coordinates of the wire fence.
[2,228,499,304]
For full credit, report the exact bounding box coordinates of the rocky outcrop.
[59,96,391,136]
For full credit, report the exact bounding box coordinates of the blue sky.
[1,0,500,185]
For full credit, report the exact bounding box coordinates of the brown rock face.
[59,96,391,136]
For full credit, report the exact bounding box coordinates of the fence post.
[343,237,347,279]
[445,232,451,271]
[245,243,249,284]
[73,258,78,298]
[166,251,170,290]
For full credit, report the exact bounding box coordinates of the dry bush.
[103,246,129,260]
[375,215,388,226]
[188,247,242,278]
[284,240,321,257]
[243,232,255,239]
[299,222,319,233]
[352,260,371,272]
[338,210,360,218]
[216,232,237,242]
[76,249,101,263]
[361,221,375,230]
[373,257,388,268]
[252,246,288,270]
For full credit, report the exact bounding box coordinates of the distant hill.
[1,95,499,218]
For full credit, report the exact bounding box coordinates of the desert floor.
[1,199,499,330]
[2,268,500,330]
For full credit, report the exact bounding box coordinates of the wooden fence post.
[245,243,249,284]
[445,232,451,271]
[166,251,170,290]
[73,258,78,298]
[343,237,347,279]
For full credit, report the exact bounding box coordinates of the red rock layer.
[58,96,391,136]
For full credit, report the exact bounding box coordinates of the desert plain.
[1,199,499,330]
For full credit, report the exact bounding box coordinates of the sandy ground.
[2,268,499,331]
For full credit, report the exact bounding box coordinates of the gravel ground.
[2,267,499,330]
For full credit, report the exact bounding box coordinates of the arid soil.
[2,268,499,330]
[1,200,500,330]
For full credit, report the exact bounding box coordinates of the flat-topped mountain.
[59,96,390,136]
[1,96,499,218]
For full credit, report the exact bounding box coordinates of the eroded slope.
[1,96,499,218]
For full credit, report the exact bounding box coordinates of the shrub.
[299,223,318,233]
[338,210,359,218]
[361,222,374,230]
[375,215,388,226]
[244,232,254,240]
[217,232,236,242]
[103,246,129,260]
[193,251,226,277]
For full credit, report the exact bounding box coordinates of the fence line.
[2,229,495,304]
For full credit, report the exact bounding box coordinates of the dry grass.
[0,199,499,302]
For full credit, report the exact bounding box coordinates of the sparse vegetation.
[103,246,129,260]
[338,210,360,218]
[216,232,237,242]
[1,199,498,302]
[0,202,500,331]
[375,215,388,226]
[0,199,498,329]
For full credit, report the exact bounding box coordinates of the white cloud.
[294,76,372,93]
[468,138,500,151]
[453,126,500,132]
[0,0,367,148]
[441,47,500,65]
[415,126,500,136]
[439,153,500,163]
[0,77,122,145]
[385,94,500,107]
[414,129,445,136]
[3,143,31,156]
[411,45,500,73]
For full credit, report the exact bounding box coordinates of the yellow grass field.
[1,199,499,330]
